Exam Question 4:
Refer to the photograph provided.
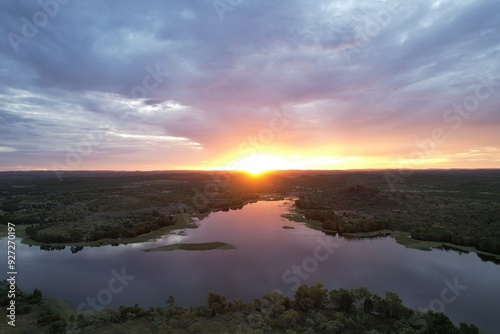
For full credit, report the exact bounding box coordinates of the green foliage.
[262,291,291,317]
[458,322,480,334]
[189,322,203,334]
[3,170,500,259]
[323,319,344,333]
[294,171,500,257]
[424,310,459,334]
[34,302,67,333]
[229,298,244,311]
[31,288,43,304]
[294,283,328,311]
[117,304,144,321]
[279,310,299,329]
[330,288,354,313]
[253,298,262,311]
[166,294,175,307]
[207,291,227,316]
[2,282,482,334]
[384,291,408,319]
[363,297,374,314]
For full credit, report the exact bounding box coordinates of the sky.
[0,0,499,172]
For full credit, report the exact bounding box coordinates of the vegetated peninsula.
[1,169,498,262]
[289,170,500,262]
[0,281,481,334]
[143,241,236,252]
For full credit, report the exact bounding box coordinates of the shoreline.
[0,214,199,247]
[143,241,236,252]
[0,198,275,247]
[282,209,500,261]
[2,199,500,262]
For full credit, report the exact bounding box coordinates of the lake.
[2,200,499,333]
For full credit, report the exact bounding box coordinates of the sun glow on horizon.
[215,152,373,175]
[232,153,288,175]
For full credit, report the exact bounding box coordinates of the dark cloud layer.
[1,0,499,170]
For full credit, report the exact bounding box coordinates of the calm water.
[2,200,499,332]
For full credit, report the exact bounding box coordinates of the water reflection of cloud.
[144,234,188,248]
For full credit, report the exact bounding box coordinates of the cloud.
[0,146,16,153]
[0,0,499,170]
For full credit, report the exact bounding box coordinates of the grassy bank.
[344,230,500,261]
[2,198,272,248]
[281,212,336,234]
[143,241,236,252]
[281,209,500,261]
[391,231,500,260]
[0,224,29,238]
[342,230,392,238]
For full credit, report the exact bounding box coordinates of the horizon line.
[1,168,500,173]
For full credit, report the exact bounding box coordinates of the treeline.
[295,198,329,210]
[301,206,500,254]
[294,185,386,211]
[86,213,176,241]
[296,193,500,256]
[197,194,260,213]
[25,213,176,244]
[410,227,500,255]
[4,282,480,334]
[299,206,390,234]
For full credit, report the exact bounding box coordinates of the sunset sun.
[233,153,286,175]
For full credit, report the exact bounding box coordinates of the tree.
[394,319,419,334]
[207,291,227,316]
[294,283,328,311]
[262,291,289,316]
[207,291,227,308]
[166,295,175,307]
[254,298,262,311]
[329,288,354,313]
[229,298,244,311]
[425,311,457,334]
[279,309,300,330]
[323,320,344,333]
[350,287,371,308]
[384,291,405,319]
[363,297,374,314]
[32,288,43,304]
[458,322,480,334]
